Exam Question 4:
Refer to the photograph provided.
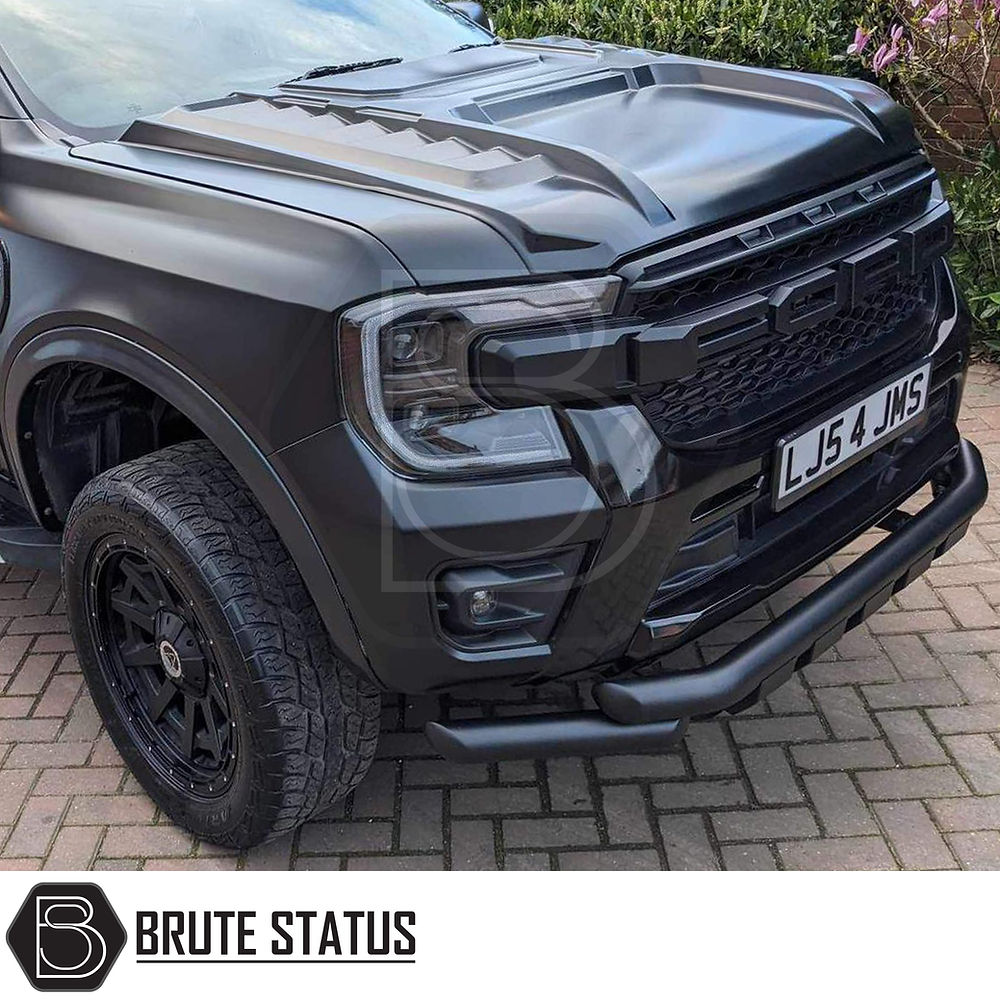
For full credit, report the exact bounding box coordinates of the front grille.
[629,183,931,320]
[626,165,944,448]
[638,270,933,444]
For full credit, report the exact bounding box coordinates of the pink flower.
[847,26,871,55]
[871,42,900,74]
[891,23,905,45]
[921,1,949,26]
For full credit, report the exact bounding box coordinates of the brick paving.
[3,365,1000,871]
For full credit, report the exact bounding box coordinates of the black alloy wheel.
[63,441,381,847]
[86,542,237,798]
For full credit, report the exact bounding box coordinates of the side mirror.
[447,2,493,32]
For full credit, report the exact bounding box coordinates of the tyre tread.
[66,440,380,846]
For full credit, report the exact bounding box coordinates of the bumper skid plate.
[425,439,989,763]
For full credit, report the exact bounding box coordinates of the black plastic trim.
[425,438,986,760]
[597,438,987,724]
[425,712,687,763]
[3,326,372,678]
[0,525,61,571]
[476,203,949,411]
[0,482,60,570]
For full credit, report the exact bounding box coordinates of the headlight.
[338,277,622,476]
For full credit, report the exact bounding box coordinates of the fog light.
[436,548,585,652]
[469,589,498,622]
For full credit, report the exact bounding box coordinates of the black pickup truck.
[0,0,986,847]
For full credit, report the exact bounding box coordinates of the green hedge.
[490,0,866,75]
[948,162,1000,354]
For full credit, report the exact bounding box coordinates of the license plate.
[773,361,932,511]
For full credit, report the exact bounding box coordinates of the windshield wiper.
[450,41,502,53]
[283,57,403,86]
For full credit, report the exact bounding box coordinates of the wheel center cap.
[158,640,183,680]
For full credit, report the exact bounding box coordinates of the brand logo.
[7,883,127,992]
[158,640,183,679]
[613,205,953,389]
[764,206,953,338]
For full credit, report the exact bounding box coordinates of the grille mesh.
[630,185,930,320]
[638,271,932,444]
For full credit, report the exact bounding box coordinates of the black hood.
[76,38,922,277]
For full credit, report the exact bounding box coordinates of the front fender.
[3,325,374,681]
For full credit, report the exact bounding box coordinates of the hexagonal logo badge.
[7,883,127,991]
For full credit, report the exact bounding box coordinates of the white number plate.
[774,361,932,510]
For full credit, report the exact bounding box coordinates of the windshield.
[0,0,492,134]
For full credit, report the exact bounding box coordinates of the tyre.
[62,440,381,848]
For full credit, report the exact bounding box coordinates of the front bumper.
[426,438,988,760]
[273,262,971,695]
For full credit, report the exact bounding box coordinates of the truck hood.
[75,38,922,278]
